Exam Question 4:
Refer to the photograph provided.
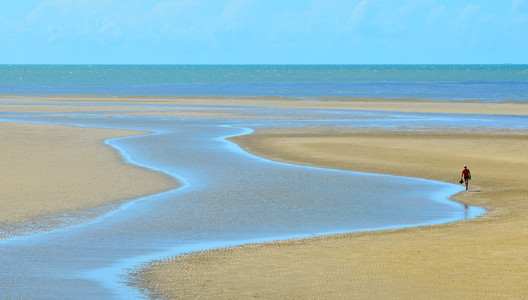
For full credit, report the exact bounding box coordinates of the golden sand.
[2,95,528,116]
[131,104,528,299]
[0,122,177,228]
[2,96,527,298]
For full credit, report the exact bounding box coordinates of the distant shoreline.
[2,94,528,115]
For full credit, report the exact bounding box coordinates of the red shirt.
[462,168,471,178]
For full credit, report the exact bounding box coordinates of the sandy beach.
[126,99,528,299]
[2,96,527,298]
[0,121,177,233]
[2,94,528,115]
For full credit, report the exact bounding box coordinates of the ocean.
[1,64,527,101]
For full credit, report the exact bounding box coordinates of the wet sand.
[2,96,527,298]
[2,94,528,116]
[130,106,528,298]
[0,121,177,229]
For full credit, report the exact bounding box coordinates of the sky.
[0,0,527,64]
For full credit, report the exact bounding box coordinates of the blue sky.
[1,0,527,64]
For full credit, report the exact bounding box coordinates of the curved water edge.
[106,125,487,299]
[0,113,487,299]
[78,123,485,299]
[0,124,184,242]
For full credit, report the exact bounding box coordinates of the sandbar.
[2,96,527,298]
[130,101,528,299]
[0,121,178,236]
[2,94,528,116]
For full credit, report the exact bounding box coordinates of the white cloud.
[458,4,480,19]
[23,0,116,42]
[512,0,526,12]
[27,0,60,23]
[99,22,119,35]
[349,0,378,24]
[217,0,253,29]
[149,0,199,17]
[2,1,526,63]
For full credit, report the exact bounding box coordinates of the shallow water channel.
[0,104,488,298]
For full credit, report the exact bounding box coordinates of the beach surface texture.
[0,121,177,231]
[126,98,528,299]
[1,96,527,299]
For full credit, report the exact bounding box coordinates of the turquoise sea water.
[1,64,527,101]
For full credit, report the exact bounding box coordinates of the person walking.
[461,165,471,191]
